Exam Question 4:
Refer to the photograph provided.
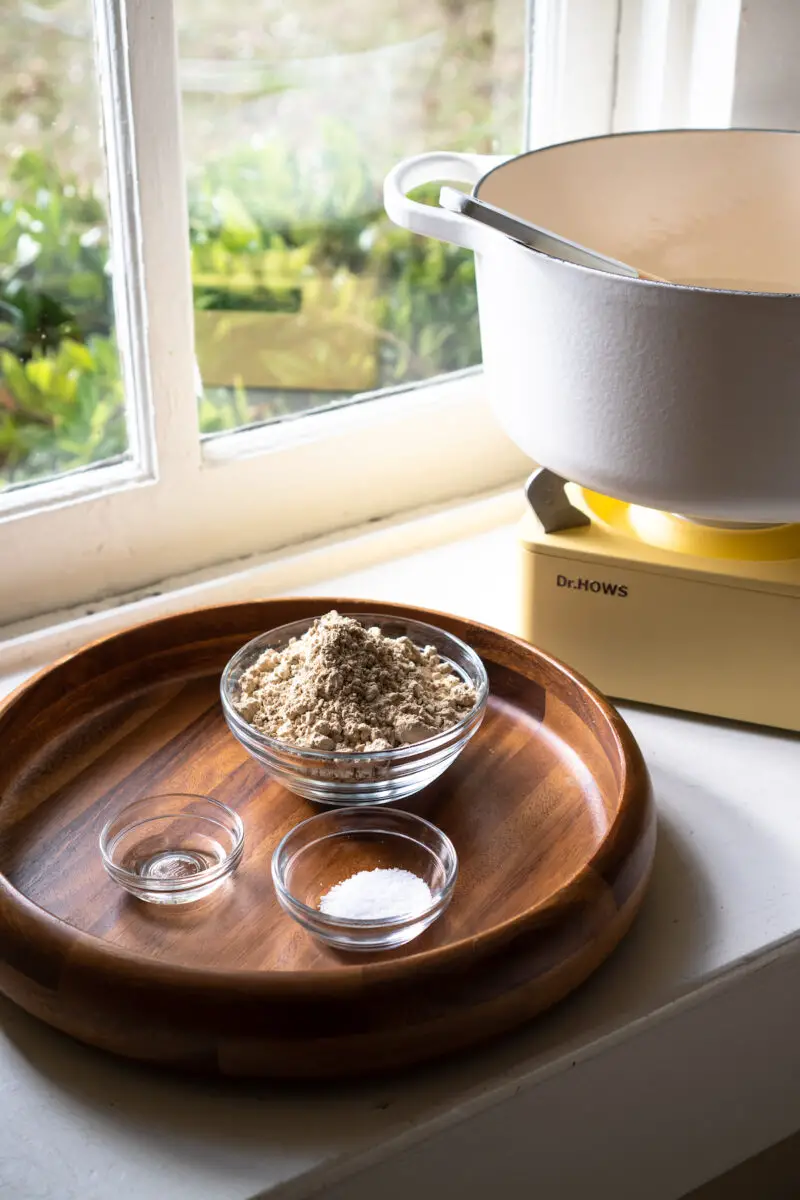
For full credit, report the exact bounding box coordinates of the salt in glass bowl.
[220,613,489,806]
[271,806,458,951]
[100,793,244,905]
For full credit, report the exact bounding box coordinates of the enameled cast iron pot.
[384,129,800,524]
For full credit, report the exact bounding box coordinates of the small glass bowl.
[272,806,458,951]
[220,613,488,806]
[99,793,244,905]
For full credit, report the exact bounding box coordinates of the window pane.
[176,0,525,436]
[0,1,127,492]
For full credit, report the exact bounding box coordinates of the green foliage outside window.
[0,129,481,488]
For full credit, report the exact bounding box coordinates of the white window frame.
[612,0,741,133]
[528,0,742,147]
[2,0,539,627]
[0,0,749,628]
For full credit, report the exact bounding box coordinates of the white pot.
[384,131,800,523]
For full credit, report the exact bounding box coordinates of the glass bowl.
[220,613,489,806]
[272,806,458,951]
[99,793,244,905]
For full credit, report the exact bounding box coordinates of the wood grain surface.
[0,599,656,1078]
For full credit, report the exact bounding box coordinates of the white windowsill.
[0,483,527,676]
[2,493,800,1200]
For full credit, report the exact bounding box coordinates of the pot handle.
[383,151,509,250]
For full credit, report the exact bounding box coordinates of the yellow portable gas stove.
[519,469,800,731]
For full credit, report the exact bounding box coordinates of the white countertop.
[2,522,800,1200]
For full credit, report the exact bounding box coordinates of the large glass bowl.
[220,613,488,805]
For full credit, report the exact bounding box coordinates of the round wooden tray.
[0,599,655,1079]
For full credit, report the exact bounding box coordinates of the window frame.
[612,0,741,133]
[0,0,743,628]
[1,0,537,626]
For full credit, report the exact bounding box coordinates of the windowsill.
[2,491,800,1199]
[0,483,526,676]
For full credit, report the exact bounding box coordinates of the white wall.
[732,0,800,129]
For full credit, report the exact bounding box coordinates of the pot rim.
[473,126,800,299]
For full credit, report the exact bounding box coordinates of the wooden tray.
[0,599,655,1079]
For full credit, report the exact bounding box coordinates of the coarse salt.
[318,867,433,921]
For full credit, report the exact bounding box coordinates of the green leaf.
[58,339,95,372]
[0,351,39,409]
[67,271,104,301]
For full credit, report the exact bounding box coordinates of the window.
[0,2,126,490]
[178,0,527,432]
[0,0,783,628]
[0,0,534,626]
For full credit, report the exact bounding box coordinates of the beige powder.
[234,611,477,752]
